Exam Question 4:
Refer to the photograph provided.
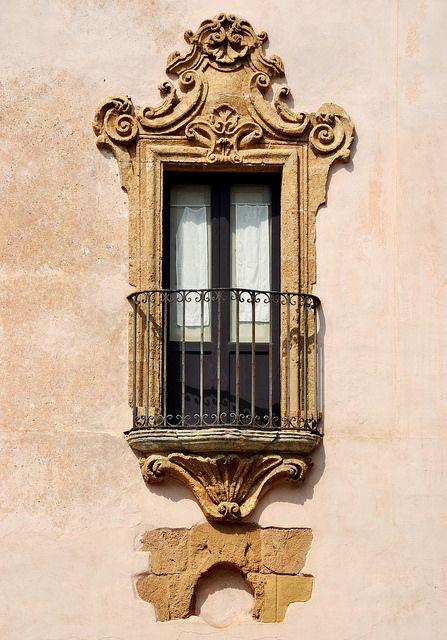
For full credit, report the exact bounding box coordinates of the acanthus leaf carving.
[247,72,354,162]
[185,103,263,163]
[139,80,179,120]
[274,86,308,125]
[93,14,354,168]
[93,71,208,152]
[136,70,207,134]
[93,95,138,189]
[140,452,311,521]
[248,72,311,139]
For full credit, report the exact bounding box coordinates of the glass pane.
[230,184,272,342]
[169,184,212,341]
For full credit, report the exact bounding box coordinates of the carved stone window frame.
[93,14,354,520]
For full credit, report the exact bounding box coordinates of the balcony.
[125,288,322,457]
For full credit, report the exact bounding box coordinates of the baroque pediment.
[93,13,353,165]
[93,13,355,521]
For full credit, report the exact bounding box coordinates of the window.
[164,173,281,426]
[96,11,353,520]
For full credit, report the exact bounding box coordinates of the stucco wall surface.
[1,1,446,638]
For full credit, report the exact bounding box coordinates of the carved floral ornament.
[93,13,353,166]
[93,14,354,521]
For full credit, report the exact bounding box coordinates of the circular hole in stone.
[195,564,254,628]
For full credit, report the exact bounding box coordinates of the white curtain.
[235,204,270,322]
[175,206,209,327]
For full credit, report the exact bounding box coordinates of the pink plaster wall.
[1,1,446,638]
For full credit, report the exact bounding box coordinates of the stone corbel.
[94,13,354,522]
[140,453,312,521]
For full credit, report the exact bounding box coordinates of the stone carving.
[136,522,313,622]
[140,453,311,521]
[93,14,354,519]
[93,13,354,166]
[93,95,138,145]
[166,13,284,75]
[185,103,263,163]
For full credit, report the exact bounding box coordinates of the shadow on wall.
[133,440,326,517]
[193,564,254,627]
[324,128,358,194]
[251,442,326,520]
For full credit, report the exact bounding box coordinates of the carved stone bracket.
[94,13,354,520]
[140,453,312,521]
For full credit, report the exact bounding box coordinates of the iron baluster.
[163,293,168,426]
[303,295,308,425]
[235,291,240,425]
[181,292,186,426]
[217,291,221,425]
[145,293,150,426]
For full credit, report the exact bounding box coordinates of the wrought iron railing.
[128,288,321,432]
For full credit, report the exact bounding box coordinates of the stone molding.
[93,13,353,518]
[93,14,353,179]
[126,425,321,454]
[136,522,313,623]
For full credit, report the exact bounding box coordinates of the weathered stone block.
[260,527,312,573]
[141,528,189,574]
[276,574,313,621]
[188,522,261,574]
[135,574,170,621]
[136,523,313,623]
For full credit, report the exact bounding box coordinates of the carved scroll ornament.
[93,13,354,172]
[140,453,311,521]
[93,13,354,520]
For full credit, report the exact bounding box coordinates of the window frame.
[162,171,282,424]
[129,143,311,421]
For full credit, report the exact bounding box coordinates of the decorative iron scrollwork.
[93,13,354,520]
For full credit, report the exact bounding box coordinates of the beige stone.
[188,522,262,574]
[135,522,313,623]
[135,574,170,621]
[260,527,313,574]
[141,528,189,574]
[136,572,197,621]
[275,574,314,621]
[248,573,313,623]
[246,573,275,622]
[140,452,312,521]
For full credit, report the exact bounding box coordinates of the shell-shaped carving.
[140,453,311,521]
